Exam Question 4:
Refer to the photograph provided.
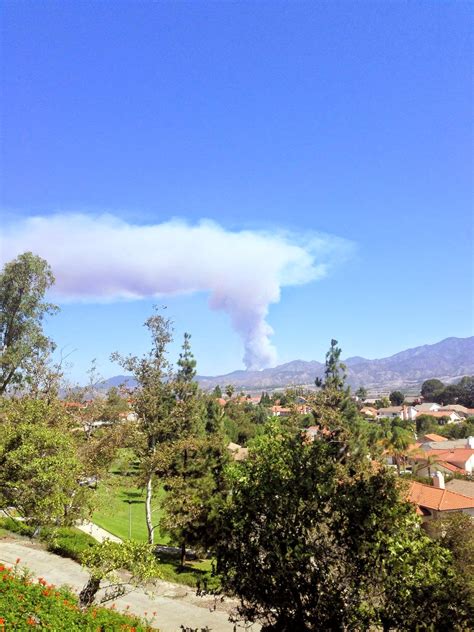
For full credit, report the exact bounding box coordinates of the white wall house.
[376,406,417,421]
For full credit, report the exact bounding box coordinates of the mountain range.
[103,336,473,394]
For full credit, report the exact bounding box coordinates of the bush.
[0,519,96,563]
[0,561,156,630]
[45,527,96,562]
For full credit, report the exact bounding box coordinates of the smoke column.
[1,213,352,369]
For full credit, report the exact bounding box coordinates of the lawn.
[92,480,169,543]
[91,459,219,589]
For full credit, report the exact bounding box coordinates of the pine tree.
[162,334,227,566]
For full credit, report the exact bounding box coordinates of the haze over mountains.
[103,336,473,394]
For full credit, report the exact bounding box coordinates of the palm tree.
[381,425,414,475]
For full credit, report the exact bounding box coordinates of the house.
[271,405,292,417]
[446,479,474,499]
[415,410,462,424]
[415,403,442,413]
[376,406,417,421]
[408,475,474,520]
[438,405,472,418]
[409,437,474,476]
[419,433,448,443]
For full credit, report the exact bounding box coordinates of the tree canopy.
[0,252,58,394]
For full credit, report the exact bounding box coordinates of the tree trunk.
[145,472,154,545]
[79,576,101,608]
[180,540,186,567]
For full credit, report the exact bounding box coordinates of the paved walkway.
[0,540,257,632]
[76,520,123,543]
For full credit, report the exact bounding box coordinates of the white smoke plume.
[1,214,353,370]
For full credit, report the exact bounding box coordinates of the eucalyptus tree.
[0,252,58,395]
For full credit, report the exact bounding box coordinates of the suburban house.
[438,404,474,418]
[415,403,442,413]
[376,406,417,421]
[418,433,448,443]
[446,479,474,498]
[408,474,474,520]
[416,410,463,424]
[271,405,292,417]
[408,436,474,476]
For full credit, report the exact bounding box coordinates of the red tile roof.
[422,433,448,443]
[408,481,474,512]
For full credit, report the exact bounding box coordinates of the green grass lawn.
[91,461,219,589]
[92,480,169,543]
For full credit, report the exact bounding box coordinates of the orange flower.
[0,617,5,624]
[26,616,37,626]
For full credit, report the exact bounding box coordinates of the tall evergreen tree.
[162,334,228,565]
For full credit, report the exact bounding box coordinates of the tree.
[79,540,161,608]
[161,334,228,566]
[424,513,474,616]
[214,421,468,630]
[457,375,474,407]
[380,423,414,475]
[111,308,176,545]
[355,386,367,399]
[374,396,391,409]
[389,390,404,406]
[421,378,444,401]
[0,401,90,531]
[212,385,222,398]
[225,384,235,399]
[435,383,461,405]
[0,252,59,395]
[314,339,347,391]
[101,386,129,422]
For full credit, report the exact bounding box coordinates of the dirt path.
[0,539,257,632]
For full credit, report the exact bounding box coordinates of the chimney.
[432,471,445,490]
[467,436,474,449]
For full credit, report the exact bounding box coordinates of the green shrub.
[45,527,96,562]
[0,519,96,563]
[0,561,156,630]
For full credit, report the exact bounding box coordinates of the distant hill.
[102,336,474,393]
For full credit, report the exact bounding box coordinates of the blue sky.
[1,1,472,382]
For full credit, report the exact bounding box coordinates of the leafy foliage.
[0,402,91,529]
[79,539,161,607]
[214,420,469,630]
[0,252,59,395]
[389,390,404,406]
